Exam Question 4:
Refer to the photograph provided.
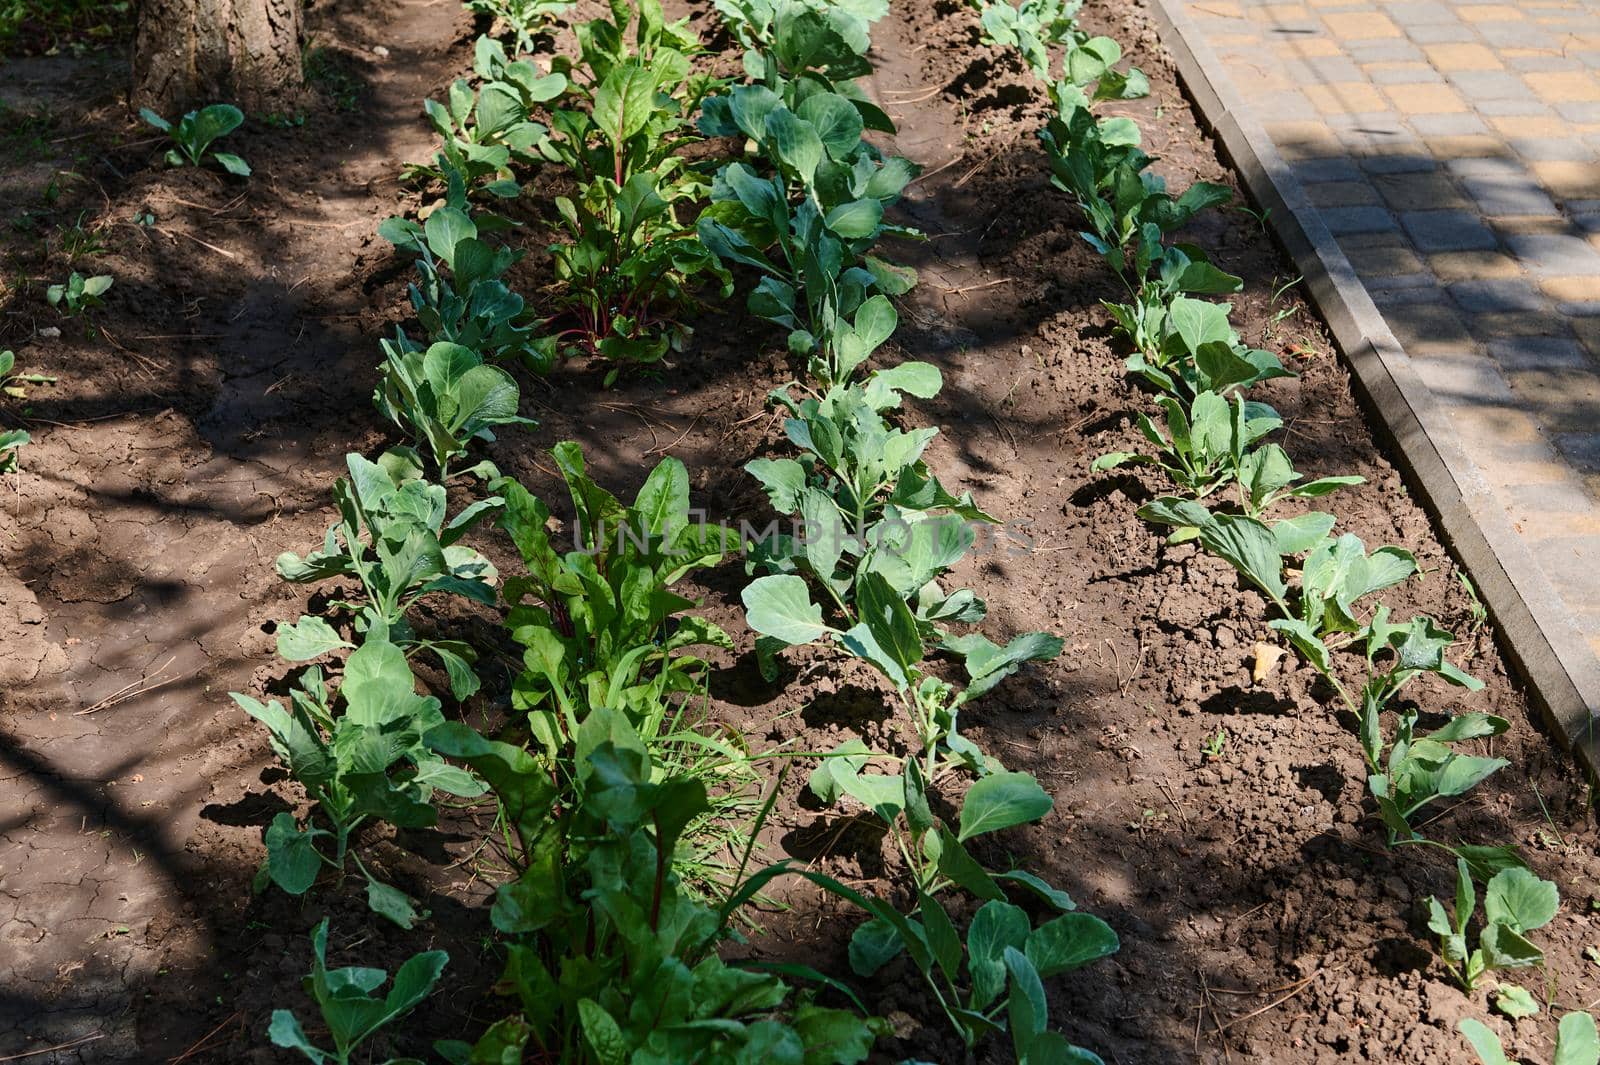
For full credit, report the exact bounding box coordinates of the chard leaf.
[577,999,628,1065]
[633,455,690,538]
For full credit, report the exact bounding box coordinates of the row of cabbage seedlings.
[696,0,1138,1061]
[237,1,1126,1062]
[985,0,1564,1026]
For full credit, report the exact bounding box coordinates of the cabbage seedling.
[46,272,111,316]
[270,918,448,1064]
[275,451,503,699]
[1460,1011,1597,1065]
[1428,859,1559,992]
[0,349,51,474]
[236,629,486,926]
[139,104,251,176]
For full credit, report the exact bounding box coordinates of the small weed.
[1202,726,1228,761]
[1127,807,1168,834]
[0,0,130,55]
[57,210,105,263]
[303,43,362,112]
[0,101,56,164]
[1458,571,1487,636]
[1237,203,1273,232]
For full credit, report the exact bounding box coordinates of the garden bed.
[1,0,1596,1061]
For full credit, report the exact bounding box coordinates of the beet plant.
[494,443,739,737]
[537,0,731,379]
[428,711,886,1064]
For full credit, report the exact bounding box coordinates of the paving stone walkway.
[1178,0,1600,657]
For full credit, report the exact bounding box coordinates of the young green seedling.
[708,0,893,130]
[465,0,575,55]
[1428,859,1559,992]
[237,628,486,926]
[140,104,251,175]
[378,191,547,368]
[374,335,535,482]
[1460,1011,1598,1065]
[727,854,1116,1061]
[1092,390,1282,500]
[46,272,112,316]
[0,349,51,474]
[270,918,448,1064]
[275,451,503,699]
[698,99,921,384]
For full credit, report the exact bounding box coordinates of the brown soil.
[1,0,1595,1062]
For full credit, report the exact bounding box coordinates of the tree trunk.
[132,0,304,116]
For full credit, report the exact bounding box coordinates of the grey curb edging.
[1143,0,1600,778]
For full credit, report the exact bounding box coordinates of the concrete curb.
[1143,0,1600,778]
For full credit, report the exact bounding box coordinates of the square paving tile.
[1489,335,1591,369]
[1446,70,1534,100]
[1322,205,1401,233]
[1340,232,1428,274]
[1459,174,1562,216]
[1384,300,1477,351]
[1373,170,1469,209]
[1307,180,1385,206]
[1409,112,1490,135]
[1448,278,1545,311]
[1401,209,1500,250]
[1505,233,1600,275]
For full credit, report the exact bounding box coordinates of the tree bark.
[132,0,304,116]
